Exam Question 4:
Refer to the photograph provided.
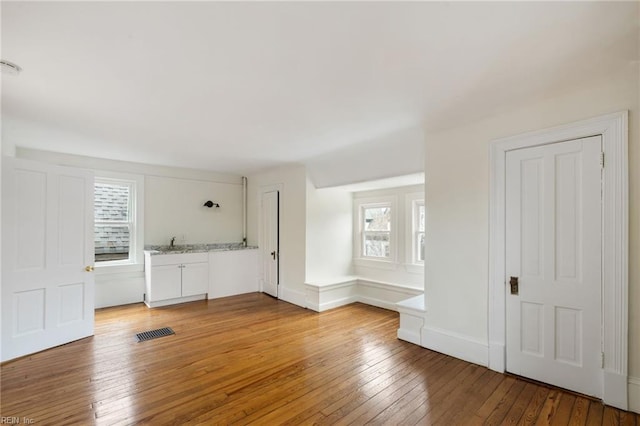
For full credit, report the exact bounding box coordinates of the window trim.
[353,196,397,270]
[405,192,425,274]
[94,171,144,274]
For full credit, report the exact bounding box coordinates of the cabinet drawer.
[148,252,209,266]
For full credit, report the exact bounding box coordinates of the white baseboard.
[278,286,307,309]
[358,295,400,311]
[305,279,358,312]
[602,370,629,411]
[144,294,206,308]
[357,279,423,311]
[305,278,422,313]
[397,328,421,345]
[488,342,506,372]
[421,326,489,367]
[319,296,358,312]
[628,376,640,414]
[397,296,425,346]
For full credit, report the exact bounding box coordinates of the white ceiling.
[1,1,637,178]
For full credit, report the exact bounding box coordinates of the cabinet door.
[182,262,209,297]
[149,265,182,301]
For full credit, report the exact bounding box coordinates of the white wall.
[145,176,242,245]
[305,178,353,283]
[247,164,307,306]
[353,184,424,288]
[423,66,639,403]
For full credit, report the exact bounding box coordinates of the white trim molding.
[421,325,489,367]
[488,111,629,409]
[629,376,640,414]
[278,286,307,309]
[397,295,425,345]
[304,278,422,313]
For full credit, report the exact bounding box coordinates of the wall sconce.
[203,200,220,208]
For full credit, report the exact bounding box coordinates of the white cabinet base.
[209,249,259,299]
[144,293,206,308]
[144,251,209,308]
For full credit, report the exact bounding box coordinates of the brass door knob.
[85,266,95,272]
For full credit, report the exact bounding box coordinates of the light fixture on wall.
[203,200,220,208]
[0,60,22,75]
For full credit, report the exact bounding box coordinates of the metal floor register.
[135,327,175,342]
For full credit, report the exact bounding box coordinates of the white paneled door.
[505,136,602,397]
[2,158,95,362]
[261,190,279,298]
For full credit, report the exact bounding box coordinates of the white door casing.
[489,112,628,409]
[505,136,602,397]
[2,158,95,362]
[260,189,279,298]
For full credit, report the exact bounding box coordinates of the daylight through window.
[94,180,134,263]
[362,205,391,258]
[414,201,425,263]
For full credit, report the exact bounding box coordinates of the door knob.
[509,276,519,295]
[270,251,276,260]
[85,266,95,272]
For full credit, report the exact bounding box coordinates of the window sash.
[94,178,136,264]
[360,202,392,259]
[363,230,391,258]
[415,231,425,262]
[412,200,425,264]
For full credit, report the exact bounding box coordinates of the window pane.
[95,225,130,262]
[364,232,390,258]
[418,205,425,232]
[417,232,425,262]
[364,207,391,231]
[95,182,130,222]
[95,181,132,262]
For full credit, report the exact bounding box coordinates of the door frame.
[258,184,282,297]
[488,111,628,409]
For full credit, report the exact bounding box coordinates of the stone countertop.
[144,243,258,255]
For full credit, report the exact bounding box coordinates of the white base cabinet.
[144,252,209,307]
[209,249,259,299]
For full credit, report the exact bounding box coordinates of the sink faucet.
[170,236,176,247]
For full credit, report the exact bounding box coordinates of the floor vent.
[135,327,175,342]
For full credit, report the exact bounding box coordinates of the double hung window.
[94,178,137,264]
[362,204,392,259]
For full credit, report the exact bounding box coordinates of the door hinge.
[600,152,605,168]
[601,352,605,368]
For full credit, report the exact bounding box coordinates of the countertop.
[144,243,258,255]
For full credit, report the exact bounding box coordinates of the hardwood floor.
[1,293,637,425]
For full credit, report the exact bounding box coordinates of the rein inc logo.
[0,418,34,425]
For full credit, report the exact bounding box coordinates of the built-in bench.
[304,278,426,346]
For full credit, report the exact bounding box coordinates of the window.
[413,200,425,263]
[93,173,143,270]
[362,204,392,259]
[94,179,135,263]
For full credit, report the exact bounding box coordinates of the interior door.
[505,136,602,397]
[261,190,279,298]
[2,158,95,362]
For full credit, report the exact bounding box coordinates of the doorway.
[488,112,629,409]
[260,188,279,298]
[505,136,602,397]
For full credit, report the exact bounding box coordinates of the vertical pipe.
[242,176,247,246]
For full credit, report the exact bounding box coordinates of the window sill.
[404,263,424,274]
[353,257,398,271]
[95,262,144,275]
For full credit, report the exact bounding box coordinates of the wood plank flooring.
[1,293,637,425]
